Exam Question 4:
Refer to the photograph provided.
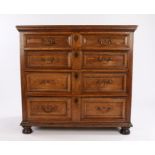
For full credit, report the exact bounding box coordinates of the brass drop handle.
[96,79,113,88]
[41,57,55,63]
[96,79,112,85]
[39,80,55,85]
[97,56,112,62]
[43,37,56,46]
[96,106,112,112]
[41,105,57,113]
[98,38,112,46]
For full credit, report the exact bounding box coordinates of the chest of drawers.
[16,25,137,134]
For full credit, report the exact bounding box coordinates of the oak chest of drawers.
[16,25,137,134]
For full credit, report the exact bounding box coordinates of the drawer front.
[24,34,72,49]
[81,33,129,49]
[82,73,127,93]
[82,51,128,69]
[27,97,72,121]
[26,72,71,92]
[26,51,71,69]
[81,97,126,121]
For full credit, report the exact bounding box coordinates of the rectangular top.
[16,25,137,32]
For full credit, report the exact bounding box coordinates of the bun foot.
[22,126,32,134]
[120,127,130,135]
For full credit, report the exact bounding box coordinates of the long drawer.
[25,50,128,70]
[25,72,127,95]
[26,96,127,122]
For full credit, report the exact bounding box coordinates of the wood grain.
[17,25,137,134]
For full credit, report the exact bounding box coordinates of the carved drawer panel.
[81,33,129,50]
[27,97,72,121]
[24,34,72,49]
[26,72,71,92]
[81,97,126,121]
[82,51,128,69]
[82,73,127,93]
[26,51,71,69]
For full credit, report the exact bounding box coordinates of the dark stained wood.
[120,127,130,135]
[16,25,137,32]
[17,25,137,134]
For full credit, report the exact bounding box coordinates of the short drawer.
[81,33,129,49]
[81,97,126,121]
[26,72,71,92]
[27,97,72,121]
[26,51,71,69]
[82,73,127,93]
[82,51,128,69]
[24,33,72,49]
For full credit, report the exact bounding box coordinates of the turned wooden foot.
[120,127,130,135]
[22,126,32,134]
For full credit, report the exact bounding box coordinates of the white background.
[0,14,155,140]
